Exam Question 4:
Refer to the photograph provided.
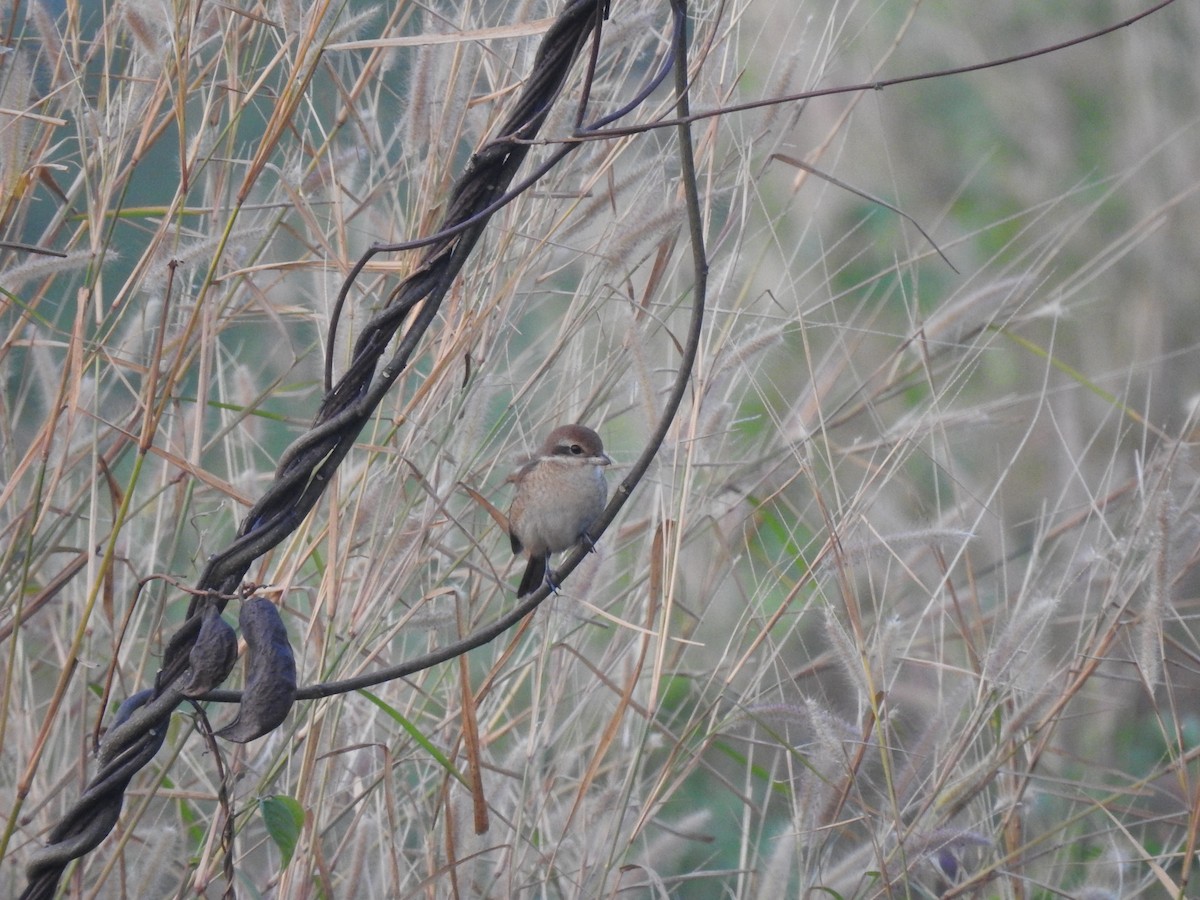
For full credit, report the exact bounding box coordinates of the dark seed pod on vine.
[180,606,238,698]
[216,597,297,743]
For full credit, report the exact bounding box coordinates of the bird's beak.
[598,452,612,466]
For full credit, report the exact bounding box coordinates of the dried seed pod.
[216,597,297,743]
[180,606,238,698]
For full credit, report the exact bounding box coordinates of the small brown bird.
[507,424,611,597]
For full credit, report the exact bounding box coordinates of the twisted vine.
[20,0,703,894]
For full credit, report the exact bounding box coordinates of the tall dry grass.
[2,0,1198,897]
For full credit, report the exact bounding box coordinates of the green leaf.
[259,795,305,868]
[360,689,469,787]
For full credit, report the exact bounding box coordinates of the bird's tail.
[517,554,548,597]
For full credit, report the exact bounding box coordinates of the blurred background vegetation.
[2,0,1198,896]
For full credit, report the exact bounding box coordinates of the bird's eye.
[570,444,583,455]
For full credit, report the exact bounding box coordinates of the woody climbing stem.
[14,1,694,895]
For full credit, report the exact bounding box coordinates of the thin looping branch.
[573,0,1179,141]
[200,0,704,709]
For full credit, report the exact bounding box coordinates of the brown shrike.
[507,424,611,597]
